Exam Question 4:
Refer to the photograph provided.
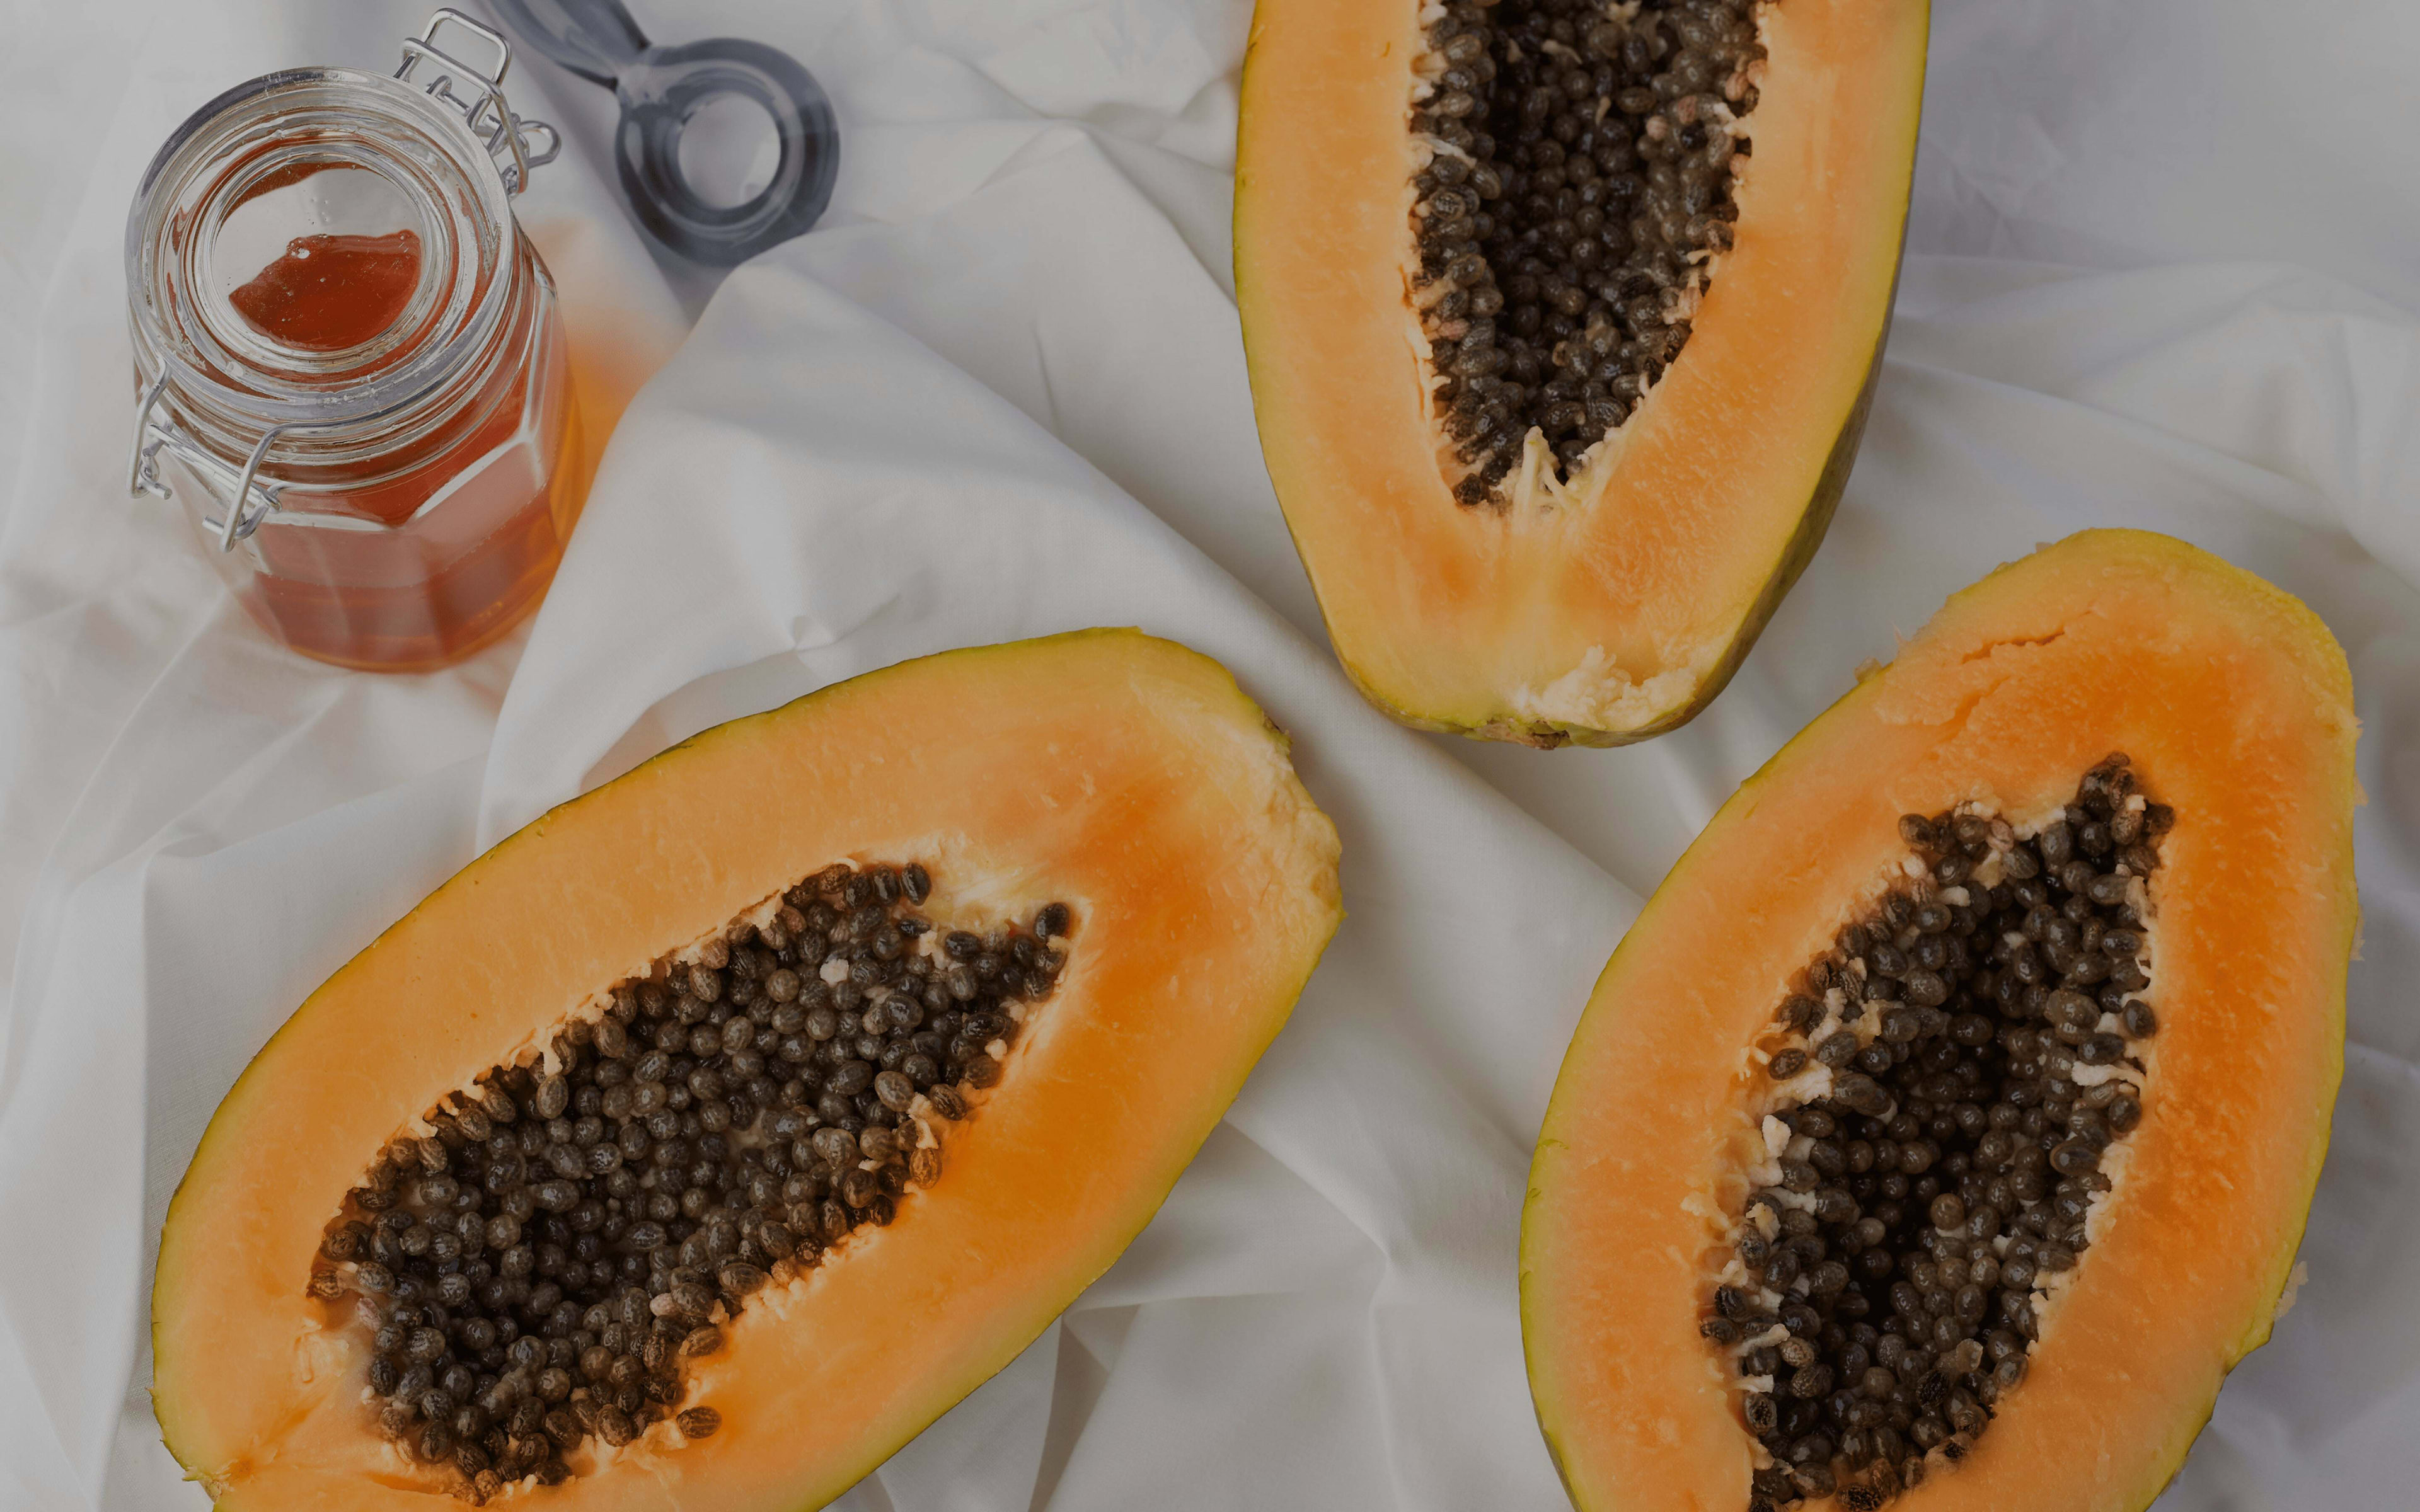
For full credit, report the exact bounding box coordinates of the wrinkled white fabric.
[0,3,2415,1510]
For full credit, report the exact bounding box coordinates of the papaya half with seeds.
[1236,0,1927,745]
[151,629,1342,1510]
[1522,530,2356,1511]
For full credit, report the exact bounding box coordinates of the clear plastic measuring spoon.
[489,0,838,266]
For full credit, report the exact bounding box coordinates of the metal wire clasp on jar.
[124,9,587,672]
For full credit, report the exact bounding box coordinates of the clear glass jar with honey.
[125,11,587,672]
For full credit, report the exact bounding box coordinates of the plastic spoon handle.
[485,0,647,88]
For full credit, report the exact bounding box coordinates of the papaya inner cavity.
[1410,0,1766,505]
[308,858,1074,1503]
[1703,756,2169,1509]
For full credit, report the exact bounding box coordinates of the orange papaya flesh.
[1523,530,2356,1510]
[152,629,1343,1511]
[1238,0,1928,744]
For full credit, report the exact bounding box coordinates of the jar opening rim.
[126,64,517,438]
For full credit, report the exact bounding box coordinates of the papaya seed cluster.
[310,860,1072,1503]
[1707,757,2167,1509]
[1411,0,1765,502]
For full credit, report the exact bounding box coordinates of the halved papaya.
[1522,531,2356,1509]
[152,629,1342,1509]
[1236,0,1927,745]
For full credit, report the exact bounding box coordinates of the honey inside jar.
[230,230,424,353]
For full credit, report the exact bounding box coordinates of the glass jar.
[125,10,587,672]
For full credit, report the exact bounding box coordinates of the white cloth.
[2,2,2416,1509]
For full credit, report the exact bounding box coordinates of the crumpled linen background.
[1,0,2416,1508]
